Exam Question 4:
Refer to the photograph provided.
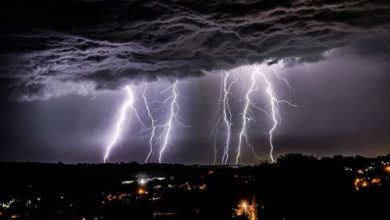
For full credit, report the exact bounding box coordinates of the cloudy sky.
[0,0,389,164]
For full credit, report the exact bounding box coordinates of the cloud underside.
[1,0,389,100]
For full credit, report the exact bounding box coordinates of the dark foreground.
[0,154,389,220]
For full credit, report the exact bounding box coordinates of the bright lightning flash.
[158,80,182,163]
[103,85,135,163]
[214,63,296,165]
[221,72,238,164]
[142,84,157,163]
[102,63,294,164]
[235,66,262,165]
[259,70,294,163]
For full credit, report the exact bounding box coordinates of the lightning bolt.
[103,85,135,163]
[102,64,294,164]
[260,66,297,163]
[221,71,238,165]
[142,84,157,163]
[158,80,181,163]
[235,66,263,165]
[259,71,282,163]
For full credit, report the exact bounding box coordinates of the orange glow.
[361,181,369,187]
[371,177,381,184]
[10,214,20,219]
[235,199,257,219]
[354,178,360,184]
[138,188,145,195]
[241,201,248,212]
[243,203,247,212]
[384,165,390,173]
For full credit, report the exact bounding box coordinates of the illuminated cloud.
[0,0,389,100]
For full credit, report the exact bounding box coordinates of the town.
[1,154,389,220]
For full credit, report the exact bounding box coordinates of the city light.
[0,199,15,209]
[371,178,381,184]
[198,184,207,191]
[242,201,247,212]
[137,188,146,195]
[138,178,147,186]
[235,197,258,220]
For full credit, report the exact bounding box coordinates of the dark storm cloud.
[1,0,390,99]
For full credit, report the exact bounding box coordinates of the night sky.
[0,0,390,164]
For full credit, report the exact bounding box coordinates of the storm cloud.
[1,0,390,99]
